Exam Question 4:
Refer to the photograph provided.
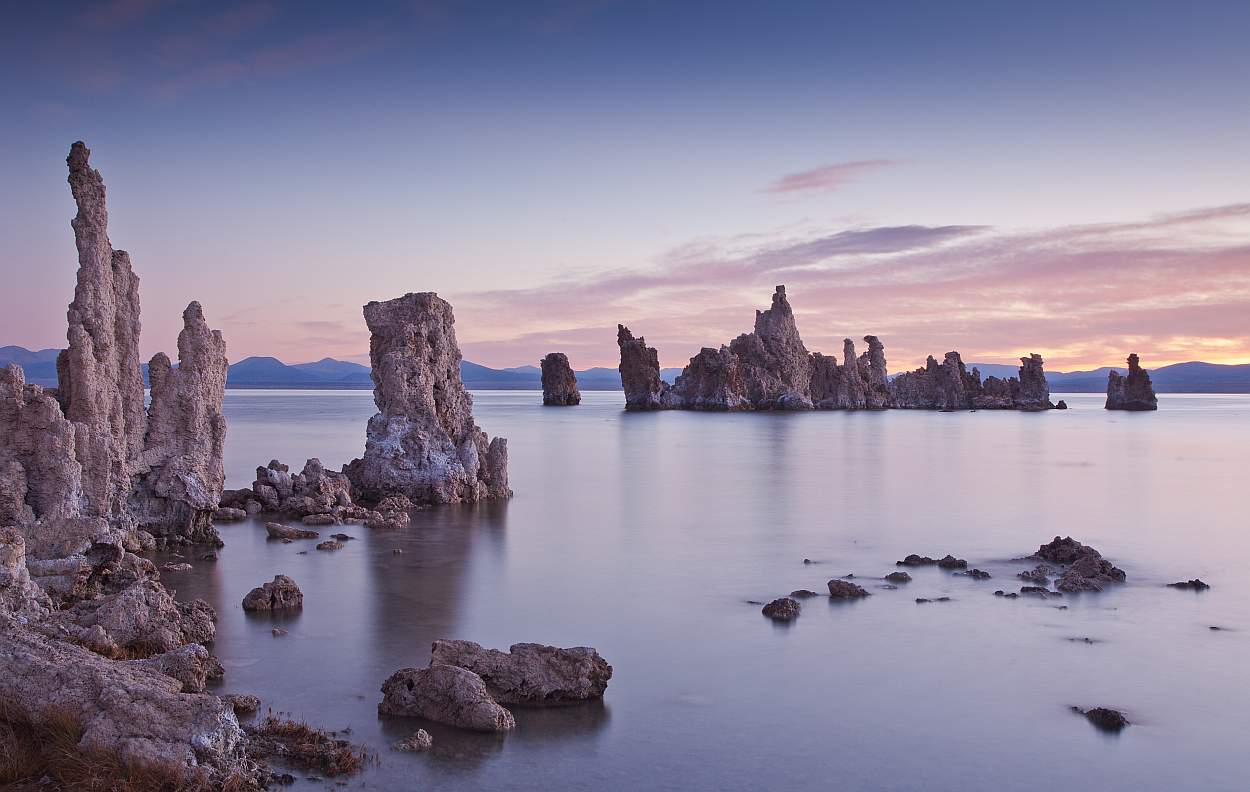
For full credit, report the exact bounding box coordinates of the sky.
[2,0,1248,372]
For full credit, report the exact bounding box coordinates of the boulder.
[430,639,613,705]
[540,352,581,405]
[265,522,319,540]
[343,293,510,504]
[1167,579,1210,591]
[827,580,870,599]
[0,618,248,783]
[761,597,801,621]
[378,664,515,732]
[1106,353,1158,411]
[241,575,303,611]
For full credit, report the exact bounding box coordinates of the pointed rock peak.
[1127,352,1142,371]
[617,324,637,344]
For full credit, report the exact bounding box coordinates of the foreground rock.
[762,597,801,621]
[344,293,510,505]
[224,458,362,523]
[1106,353,1158,411]
[431,639,613,705]
[1032,536,1126,592]
[541,352,581,405]
[379,664,516,732]
[0,616,250,783]
[241,575,303,611]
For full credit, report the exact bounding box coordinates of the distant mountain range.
[2,346,1248,393]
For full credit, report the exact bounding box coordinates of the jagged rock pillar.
[540,353,581,406]
[344,293,510,504]
[1106,353,1158,410]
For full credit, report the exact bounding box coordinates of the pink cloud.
[450,204,1250,372]
[763,159,896,194]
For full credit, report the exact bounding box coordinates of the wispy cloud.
[453,204,1250,371]
[763,159,896,194]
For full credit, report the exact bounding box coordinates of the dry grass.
[246,715,367,777]
[0,701,257,791]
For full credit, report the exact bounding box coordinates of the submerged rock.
[827,580,870,599]
[344,293,510,505]
[1074,706,1129,732]
[1167,579,1211,591]
[379,664,516,732]
[541,352,581,406]
[242,575,303,611]
[265,522,319,540]
[430,639,613,705]
[392,729,433,752]
[761,597,802,622]
[1106,353,1158,411]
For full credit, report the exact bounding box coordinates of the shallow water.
[158,391,1250,790]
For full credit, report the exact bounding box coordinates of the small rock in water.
[1018,565,1050,585]
[272,627,288,637]
[222,693,261,714]
[762,597,802,621]
[827,580,870,599]
[1019,586,1055,597]
[1167,579,1210,591]
[392,729,433,752]
[957,568,991,580]
[915,597,952,604]
[897,554,937,567]
[937,555,968,570]
[243,575,304,611]
[1074,706,1129,732]
[884,571,912,583]
[1055,399,1068,409]
[266,522,319,540]
[331,533,355,541]
[993,590,1019,599]
[789,589,819,599]
[316,540,344,552]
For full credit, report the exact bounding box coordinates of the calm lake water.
[158,391,1250,791]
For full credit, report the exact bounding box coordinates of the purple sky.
[2,1,1248,371]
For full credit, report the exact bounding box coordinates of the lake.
[157,390,1250,790]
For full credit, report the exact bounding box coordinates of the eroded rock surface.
[890,352,1054,410]
[541,352,581,406]
[0,617,248,782]
[617,325,670,410]
[1106,353,1158,411]
[344,293,510,505]
[241,575,303,611]
[132,302,228,546]
[430,639,613,705]
[1032,537,1126,593]
[827,580,870,598]
[378,664,516,732]
[761,597,801,622]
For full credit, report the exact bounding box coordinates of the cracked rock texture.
[344,293,510,505]
[541,352,581,405]
[430,639,613,705]
[1106,353,1158,411]
[379,663,516,732]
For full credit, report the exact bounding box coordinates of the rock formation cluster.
[617,285,1053,412]
[541,352,581,405]
[379,640,612,731]
[1,142,229,550]
[344,293,510,505]
[1106,353,1158,410]
[0,143,251,786]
